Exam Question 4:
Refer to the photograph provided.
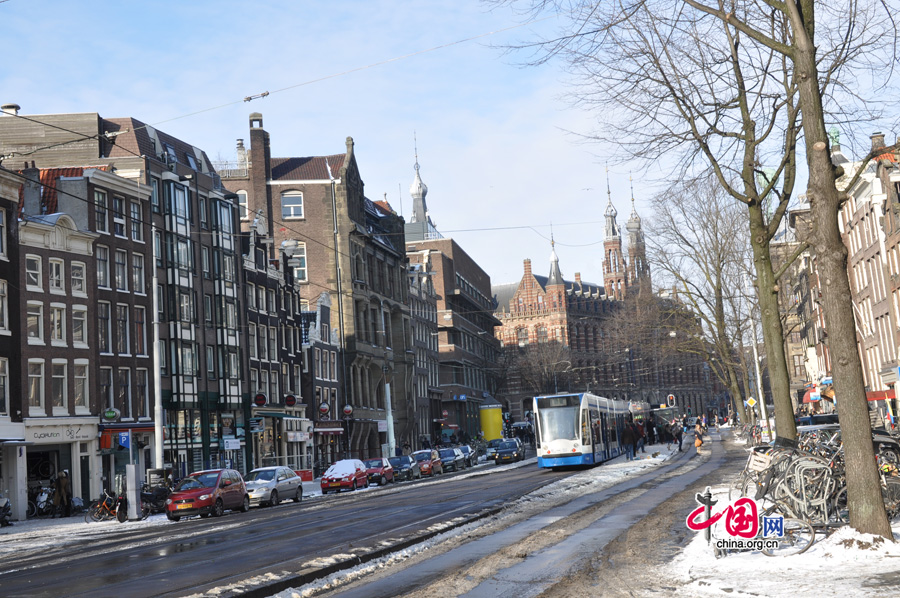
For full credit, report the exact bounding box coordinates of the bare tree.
[509,341,574,395]
[646,177,752,423]
[494,0,898,537]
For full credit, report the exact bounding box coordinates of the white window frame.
[134,306,147,356]
[130,200,144,242]
[72,306,88,347]
[281,191,304,219]
[0,280,8,335]
[48,259,64,294]
[28,359,45,414]
[115,249,129,292]
[71,261,87,297]
[0,357,8,415]
[113,196,126,237]
[98,301,112,354]
[136,368,149,419]
[50,303,66,346]
[25,254,42,290]
[73,361,89,413]
[237,191,249,220]
[95,189,109,233]
[26,301,44,345]
[132,253,145,295]
[0,208,6,259]
[116,304,130,355]
[100,366,113,410]
[96,245,110,288]
[51,360,67,415]
[291,242,308,282]
[249,323,257,359]
[118,367,132,419]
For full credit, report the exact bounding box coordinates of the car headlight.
[166,498,172,505]
[199,494,211,501]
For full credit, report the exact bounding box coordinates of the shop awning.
[256,412,306,422]
[867,389,897,401]
[314,428,344,435]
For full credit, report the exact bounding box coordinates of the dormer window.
[163,143,177,164]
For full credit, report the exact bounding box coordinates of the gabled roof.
[271,155,345,181]
[492,274,606,314]
[103,117,213,173]
[17,165,109,216]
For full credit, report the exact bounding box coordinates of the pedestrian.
[635,420,646,454]
[52,470,71,518]
[694,420,704,454]
[673,423,684,452]
[621,421,635,461]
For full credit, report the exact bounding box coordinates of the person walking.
[672,422,684,452]
[621,421,635,461]
[694,420,705,454]
[635,420,646,454]
[52,470,71,518]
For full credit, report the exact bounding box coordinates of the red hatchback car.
[321,459,369,494]
[412,450,443,477]
[364,457,395,486]
[166,469,249,521]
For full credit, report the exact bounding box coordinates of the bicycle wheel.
[761,518,815,557]
[84,504,101,523]
[25,500,37,519]
[883,478,900,521]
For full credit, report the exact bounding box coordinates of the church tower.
[603,172,627,300]
[404,137,440,242]
[625,180,651,291]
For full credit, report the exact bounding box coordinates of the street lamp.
[342,404,353,459]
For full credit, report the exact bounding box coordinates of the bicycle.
[84,490,128,523]
[712,503,815,558]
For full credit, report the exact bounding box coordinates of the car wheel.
[240,495,250,513]
[364,477,369,488]
[321,489,328,495]
[212,498,225,517]
[351,480,357,491]
[379,475,387,486]
[167,513,180,522]
[294,487,303,503]
[269,490,279,507]
[199,512,210,518]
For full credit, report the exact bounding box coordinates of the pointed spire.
[409,132,429,223]
[626,173,642,234]
[605,164,619,239]
[548,232,564,286]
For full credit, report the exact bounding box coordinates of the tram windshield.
[536,395,581,441]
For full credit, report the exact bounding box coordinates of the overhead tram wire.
[1,16,554,161]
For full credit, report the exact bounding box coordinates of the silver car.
[244,466,303,507]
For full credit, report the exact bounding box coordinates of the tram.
[533,392,638,469]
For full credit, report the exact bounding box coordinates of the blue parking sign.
[118,431,130,448]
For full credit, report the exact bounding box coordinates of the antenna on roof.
[606,163,612,203]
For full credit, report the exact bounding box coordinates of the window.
[72,307,87,346]
[179,291,194,323]
[131,201,143,241]
[181,344,196,377]
[73,362,88,410]
[98,302,111,353]
[115,250,128,291]
[50,305,65,344]
[0,358,7,414]
[331,352,337,381]
[26,255,41,289]
[247,284,256,310]
[118,368,131,418]
[315,349,321,378]
[204,294,213,326]
[223,254,235,282]
[291,243,307,282]
[268,326,277,359]
[225,301,237,330]
[0,280,7,333]
[228,350,240,380]
[28,360,44,410]
[134,306,146,355]
[159,340,167,375]
[49,259,64,292]
[173,185,188,219]
[268,290,276,313]
[116,304,130,354]
[95,189,108,233]
[259,326,268,360]
[71,262,86,295]
[113,196,126,236]
[200,197,208,229]
[99,367,113,409]
[157,285,165,322]
[136,369,148,417]
[96,245,110,287]
[132,254,145,294]
[154,231,163,267]
[219,203,233,233]
[151,178,160,213]
[281,191,304,219]
[27,302,43,343]
[51,362,67,410]
[202,246,210,278]
[207,346,215,378]
[0,208,6,258]
[237,191,249,220]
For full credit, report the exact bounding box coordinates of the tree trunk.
[788,0,891,538]
[747,205,798,440]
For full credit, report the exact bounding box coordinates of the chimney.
[871,132,886,151]
[236,138,247,169]
[22,162,42,216]
[575,272,582,284]
[1,103,20,116]
[523,258,532,278]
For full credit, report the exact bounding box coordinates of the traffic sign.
[747,397,757,407]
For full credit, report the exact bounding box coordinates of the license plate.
[176,503,192,510]
[329,483,341,487]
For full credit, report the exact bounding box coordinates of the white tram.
[534,393,649,468]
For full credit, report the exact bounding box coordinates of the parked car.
[412,450,443,476]
[244,466,303,507]
[485,438,504,462]
[389,455,421,481]
[166,469,249,521]
[364,458,395,486]
[439,448,467,472]
[458,445,478,468]
[320,459,369,494]
[495,440,525,464]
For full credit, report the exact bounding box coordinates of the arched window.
[536,326,548,343]
[236,191,249,220]
[517,328,529,346]
[281,191,304,219]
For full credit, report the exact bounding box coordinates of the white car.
[244,466,303,507]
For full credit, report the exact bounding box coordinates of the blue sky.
[1,0,656,286]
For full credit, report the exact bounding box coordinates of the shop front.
[22,417,99,511]
[98,422,156,493]
[0,419,27,521]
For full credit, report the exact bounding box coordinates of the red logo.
[686,497,758,539]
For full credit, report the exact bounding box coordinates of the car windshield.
[364,459,383,468]
[245,470,275,482]
[439,450,455,458]
[324,461,357,477]
[488,439,502,448]
[413,452,429,462]
[499,441,518,450]
[177,472,219,490]
[388,457,403,467]
[460,447,471,454]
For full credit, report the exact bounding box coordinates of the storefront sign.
[287,431,309,442]
[223,438,241,450]
[102,408,120,422]
[26,422,96,443]
[377,420,388,432]
[249,418,265,433]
